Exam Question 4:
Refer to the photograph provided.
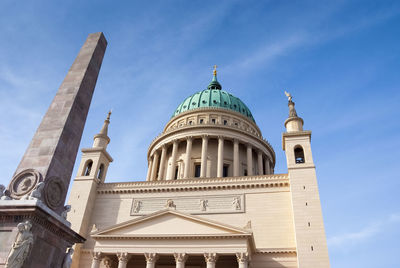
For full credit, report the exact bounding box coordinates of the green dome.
[172,73,255,122]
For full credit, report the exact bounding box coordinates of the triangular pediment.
[92,209,251,238]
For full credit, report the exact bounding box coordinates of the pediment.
[92,209,251,239]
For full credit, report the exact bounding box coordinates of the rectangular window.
[223,165,229,177]
[194,164,201,177]
[211,118,216,124]
[223,120,228,125]
[199,119,204,124]
[174,167,178,180]
[244,169,248,176]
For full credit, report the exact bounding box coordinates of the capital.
[92,251,102,260]
[236,252,249,263]
[174,253,188,263]
[144,253,159,263]
[204,253,218,263]
[201,135,209,140]
[117,252,130,262]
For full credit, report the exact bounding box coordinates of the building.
[67,67,330,268]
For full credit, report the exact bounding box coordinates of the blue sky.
[0,1,399,267]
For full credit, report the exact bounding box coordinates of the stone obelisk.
[8,32,107,213]
[0,33,107,268]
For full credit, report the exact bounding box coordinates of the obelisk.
[8,32,107,213]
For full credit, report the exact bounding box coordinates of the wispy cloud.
[328,213,400,247]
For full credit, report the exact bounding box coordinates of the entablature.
[97,174,289,194]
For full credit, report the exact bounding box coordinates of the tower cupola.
[93,111,111,148]
[284,91,304,132]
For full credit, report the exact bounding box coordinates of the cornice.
[255,248,297,254]
[92,233,252,240]
[81,147,114,162]
[97,174,289,194]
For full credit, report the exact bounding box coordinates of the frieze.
[131,194,245,215]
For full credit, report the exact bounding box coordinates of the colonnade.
[91,252,249,268]
[147,135,272,181]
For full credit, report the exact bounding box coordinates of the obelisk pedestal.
[0,32,107,268]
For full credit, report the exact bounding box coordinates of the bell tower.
[67,111,113,268]
[282,92,330,267]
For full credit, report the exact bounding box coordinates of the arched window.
[83,160,93,176]
[294,146,305,164]
[97,164,104,180]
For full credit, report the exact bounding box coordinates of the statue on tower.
[284,91,298,118]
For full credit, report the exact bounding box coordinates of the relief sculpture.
[5,221,34,268]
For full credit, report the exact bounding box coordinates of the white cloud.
[328,213,400,247]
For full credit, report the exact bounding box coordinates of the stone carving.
[244,220,252,230]
[0,189,12,200]
[92,251,102,260]
[103,257,112,268]
[0,184,12,200]
[91,224,98,233]
[144,253,159,263]
[5,221,34,268]
[44,176,65,209]
[173,253,188,263]
[200,199,208,211]
[0,184,6,197]
[284,91,292,102]
[232,197,241,210]
[21,182,44,201]
[9,169,41,198]
[117,252,130,263]
[204,253,218,263]
[236,252,249,263]
[61,205,71,219]
[62,248,74,268]
[131,194,245,215]
[132,200,142,213]
[165,199,176,209]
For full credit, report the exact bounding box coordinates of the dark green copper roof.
[172,72,255,122]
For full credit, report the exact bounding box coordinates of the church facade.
[67,68,330,268]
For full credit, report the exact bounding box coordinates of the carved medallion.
[44,176,65,209]
[10,169,42,198]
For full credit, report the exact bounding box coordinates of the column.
[166,140,178,180]
[204,253,218,268]
[117,252,130,268]
[146,157,153,181]
[158,145,167,180]
[264,158,271,175]
[257,150,263,175]
[183,137,193,178]
[246,144,253,176]
[233,139,239,177]
[217,136,224,177]
[150,151,160,181]
[236,253,249,268]
[144,253,159,268]
[174,253,188,268]
[91,251,102,268]
[200,135,208,177]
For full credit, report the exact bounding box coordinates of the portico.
[89,210,253,268]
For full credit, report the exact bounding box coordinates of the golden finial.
[213,65,217,76]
